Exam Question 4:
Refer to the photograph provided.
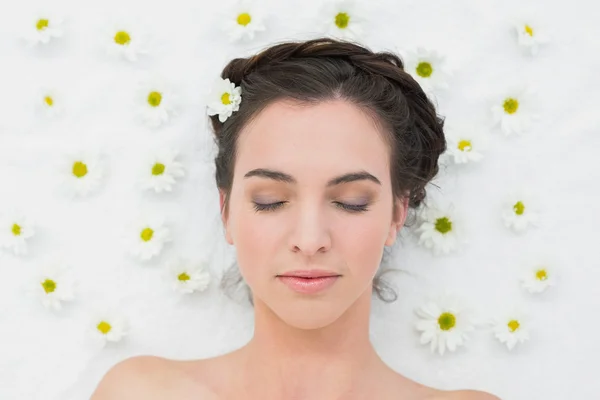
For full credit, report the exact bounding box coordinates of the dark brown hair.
[208,37,446,306]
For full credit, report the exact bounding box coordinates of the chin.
[279,312,340,330]
[268,297,349,330]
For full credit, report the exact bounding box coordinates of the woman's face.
[219,99,407,329]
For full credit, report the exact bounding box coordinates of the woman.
[91,37,500,399]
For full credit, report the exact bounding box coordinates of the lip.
[277,275,340,294]
[277,269,341,278]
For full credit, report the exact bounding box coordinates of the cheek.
[232,210,286,278]
[336,204,391,280]
[335,215,387,277]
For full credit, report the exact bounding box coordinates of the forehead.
[234,99,391,184]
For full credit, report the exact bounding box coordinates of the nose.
[289,201,332,256]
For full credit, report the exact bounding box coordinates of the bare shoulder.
[89,355,218,399]
[428,389,502,400]
[89,355,163,399]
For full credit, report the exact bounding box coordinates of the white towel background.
[0,0,598,399]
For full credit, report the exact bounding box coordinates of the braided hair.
[209,36,446,305]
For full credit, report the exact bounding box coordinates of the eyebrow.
[243,168,381,187]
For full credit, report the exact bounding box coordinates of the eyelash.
[252,201,369,213]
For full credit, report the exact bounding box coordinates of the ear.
[385,196,409,247]
[219,189,234,245]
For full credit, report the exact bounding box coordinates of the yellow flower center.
[457,140,472,152]
[36,19,49,31]
[97,321,112,334]
[221,92,231,105]
[72,161,88,178]
[416,62,433,78]
[44,96,54,107]
[114,31,131,45]
[503,97,519,114]
[507,319,520,332]
[335,12,350,29]
[237,13,252,26]
[513,201,525,215]
[147,91,162,107]
[12,223,21,236]
[524,24,534,36]
[438,312,456,331]
[152,163,165,176]
[41,279,56,294]
[434,217,452,234]
[140,227,154,242]
[178,272,190,282]
[535,269,547,281]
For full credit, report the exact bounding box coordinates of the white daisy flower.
[56,150,105,198]
[137,148,185,193]
[490,83,540,136]
[442,124,487,165]
[320,0,368,40]
[19,11,64,47]
[414,292,475,356]
[87,306,129,349]
[35,86,64,119]
[165,257,211,294]
[512,17,550,56]
[123,213,172,262]
[133,75,178,128]
[490,307,531,350]
[221,0,267,42]
[501,188,541,233]
[30,259,77,311]
[206,77,242,123]
[414,203,464,255]
[520,260,556,294]
[0,209,36,256]
[403,47,452,92]
[103,17,150,62]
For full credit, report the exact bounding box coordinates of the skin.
[208,98,410,398]
[90,99,500,400]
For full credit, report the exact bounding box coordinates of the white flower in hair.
[221,0,267,42]
[206,77,242,123]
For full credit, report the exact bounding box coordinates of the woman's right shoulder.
[90,356,175,399]
[88,355,156,399]
[89,355,218,399]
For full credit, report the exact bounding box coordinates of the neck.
[235,289,391,399]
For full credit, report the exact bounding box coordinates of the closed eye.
[252,201,369,213]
